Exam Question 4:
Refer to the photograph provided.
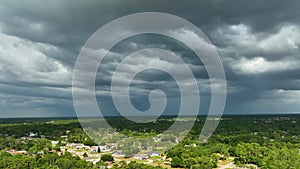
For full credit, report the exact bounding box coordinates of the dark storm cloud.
[0,0,300,117]
[1,0,300,48]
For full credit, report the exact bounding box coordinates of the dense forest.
[0,115,299,169]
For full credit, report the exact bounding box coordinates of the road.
[219,162,234,169]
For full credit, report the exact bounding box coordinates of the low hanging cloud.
[212,24,300,58]
[0,33,72,86]
[232,57,299,74]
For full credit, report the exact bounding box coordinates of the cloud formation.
[0,0,300,117]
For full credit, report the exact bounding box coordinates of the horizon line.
[0,112,300,119]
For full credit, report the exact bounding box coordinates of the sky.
[0,0,300,117]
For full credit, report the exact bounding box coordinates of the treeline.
[232,142,300,168]
[167,138,300,168]
[0,121,81,138]
[0,137,52,153]
[166,116,300,169]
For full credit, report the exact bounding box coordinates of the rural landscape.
[0,115,299,169]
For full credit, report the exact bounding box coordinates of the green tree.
[171,156,182,168]
[101,154,114,162]
[83,152,88,158]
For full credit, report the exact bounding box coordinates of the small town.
[1,128,174,168]
[2,116,298,168]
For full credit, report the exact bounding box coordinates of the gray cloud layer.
[0,0,300,117]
